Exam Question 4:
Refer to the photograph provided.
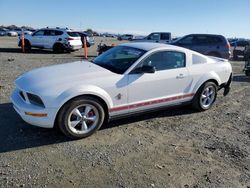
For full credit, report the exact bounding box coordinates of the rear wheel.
[58,97,106,139]
[192,82,217,111]
[53,43,64,53]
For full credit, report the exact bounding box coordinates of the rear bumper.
[219,73,232,96]
[220,51,231,59]
[68,45,82,51]
[10,89,57,128]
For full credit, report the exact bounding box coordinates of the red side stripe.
[109,93,194,113]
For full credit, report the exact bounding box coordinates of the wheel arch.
[54,93,110,127]
[52,86,113,127]
[53,42,64,49]
[192,73,220,94]
[18,39,30,46]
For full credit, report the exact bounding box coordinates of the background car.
[7,31,18,37]
[11,42,232,139]
[171,34,231,59]
[18,27,82,53]
[118,34,134,41]
[0,29,7,36]
[10,28,23,36]
[230,39,250,47]
[23,30,33,35]
[244,43,250,60]
[133,32,172,43]
[76,32,95,47]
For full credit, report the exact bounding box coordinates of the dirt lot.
[0,36,250,188]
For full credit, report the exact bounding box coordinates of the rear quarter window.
[192,54,207,64]
[67,32,80,37]
[55,30,63,36]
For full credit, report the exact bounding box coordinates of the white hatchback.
[11,43,232,139]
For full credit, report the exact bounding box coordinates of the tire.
[53,43,64,53]
[57,96,106,139]
[19,40,31,51]
[192,82,217,111]
[24,40,31,51]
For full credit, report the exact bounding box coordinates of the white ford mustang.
[11,42,232,139]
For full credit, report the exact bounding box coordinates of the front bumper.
[10,89,57,128]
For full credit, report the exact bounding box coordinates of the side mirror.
[134,65,156,74]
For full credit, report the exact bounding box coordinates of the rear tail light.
[67,37,75,41]
[225,42,230,49]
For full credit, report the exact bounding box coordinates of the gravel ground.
[0,37,250,188]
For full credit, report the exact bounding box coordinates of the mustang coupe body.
[11,42,232,138]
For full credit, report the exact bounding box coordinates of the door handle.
[176,74,185,79]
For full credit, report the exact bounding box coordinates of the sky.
[0,0,250,38]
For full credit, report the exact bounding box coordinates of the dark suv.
[171,34,231,59]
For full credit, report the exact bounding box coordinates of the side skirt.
[109,101,191,121]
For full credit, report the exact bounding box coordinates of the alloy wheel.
[67,104,99,134]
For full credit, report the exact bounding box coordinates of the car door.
[190,35,210,54]
[43,30,58,48]
[127,51,192,113]
[146,33,161,43]
[174,35,194,50]
[30,30,45,47]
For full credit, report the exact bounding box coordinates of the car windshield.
[92,46,146,74]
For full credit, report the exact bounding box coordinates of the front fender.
[51,85,113,109]
[192,71,221,93]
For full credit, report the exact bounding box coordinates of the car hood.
[15,60,115,95]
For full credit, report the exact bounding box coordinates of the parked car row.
[0,28,34,37]
[98,33,231,59]
[12,26,232,59]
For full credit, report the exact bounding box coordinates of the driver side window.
[178,36,193,45]
[33,30,45,36]
[141,51,185,71]
[147,33,160,40]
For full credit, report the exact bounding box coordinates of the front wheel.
[192,82,217,111]
[58,97,106,139]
